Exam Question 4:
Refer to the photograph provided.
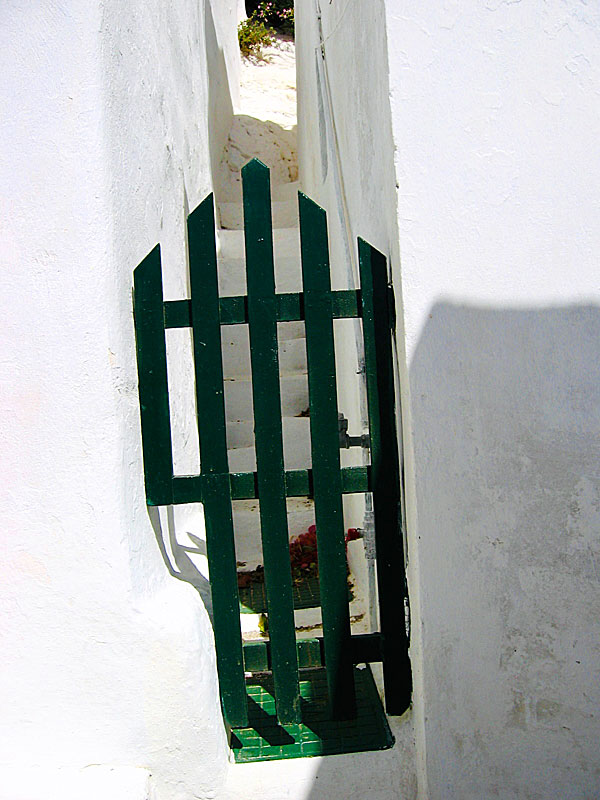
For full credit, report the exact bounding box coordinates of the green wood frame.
[243,160,301,724]
[132,159,411,730]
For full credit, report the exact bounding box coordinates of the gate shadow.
[301,300,600,800]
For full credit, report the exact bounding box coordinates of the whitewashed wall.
[387,3,600,798]
[298,1,600,799]
[295,0,417,793]
[0,2,240,798]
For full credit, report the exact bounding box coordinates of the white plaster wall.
[386,3,600,799]
[298,1,600,798]
[0,2,240,797]
[296,0,417,792]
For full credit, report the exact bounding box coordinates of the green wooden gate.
[133,159,411,760]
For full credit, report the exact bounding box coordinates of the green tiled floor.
[231,666,394,762]
[239,573,321,613]
[238,573,353,614]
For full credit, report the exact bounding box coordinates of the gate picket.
[242,159,301,725]
[188,197,248,728]
[133,246,174,507]
[299,193,356,719]
[358,238,412,715]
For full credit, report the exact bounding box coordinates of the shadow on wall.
[403,301,600,798]
[148,506,214,621]
[300,302,600,800]
[146,302,600,797]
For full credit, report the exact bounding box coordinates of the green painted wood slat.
[169,465,370,505]
[132,245,174,506]
[187,197,247,728]
[243,633,383,673]
[299,193,356,719]
[358,238,412,715]
[243,158,301,725]
[163,291,360,329]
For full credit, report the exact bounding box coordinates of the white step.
[216,228,303,295]
[216,180,300,206]
[218,227,300,262]
[224,373,308,422]
[228,416,312,473]
[217,255,303,296]
[226,415,310,450]
[221,328,306,379]
[272,181,300,203]
[218,199,298,230]
[233,497,315,569]
[228,444,310,473]
[277,337,307,373]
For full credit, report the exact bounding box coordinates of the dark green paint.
[299,193,355,719]
[163,298,191,329]
[132,245,174,506]
[231,666,393,763]
[358,238,412,715]
[188,197,247,728]
[170,475,204,505]
[243,158,301,725]
[133,164,412,744]
[219,295,248,325]
[243,633,383,673]
[166,465,370,505]
[164,290,360,329]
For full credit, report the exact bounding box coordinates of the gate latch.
[338,413,370,449]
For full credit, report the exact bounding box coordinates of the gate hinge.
[338,413,370,449]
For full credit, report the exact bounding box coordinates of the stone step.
[215,228,303,295]
[218,199,298,230]
[224,373,308,423]
[217,255,303,296]
[272,181,300,203]
[216,180,299,206]
[228,417,312,473]
[225,417,363,471]
[218,226,300,262]
[221,329,306,379]
[232,497,315,569]
[226,415,310,450]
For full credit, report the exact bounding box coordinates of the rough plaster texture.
[299,1,600,798]
[0,2,240,797]
[4,2,598,798]
[385,3,600,798]
[0,765,153,800]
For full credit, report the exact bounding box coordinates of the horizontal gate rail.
[243,632,384,673]
[163,289,361,328]
[167,465,371,506]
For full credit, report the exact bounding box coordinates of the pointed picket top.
[241,156,270,177]
[133,243,174,507]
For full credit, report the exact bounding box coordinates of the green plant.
[237,16,274,58]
